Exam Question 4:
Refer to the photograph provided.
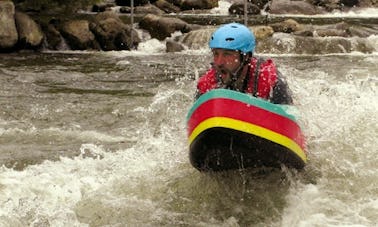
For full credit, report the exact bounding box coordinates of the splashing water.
[0,51,377,226]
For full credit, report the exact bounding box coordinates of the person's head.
[209,23,256,84]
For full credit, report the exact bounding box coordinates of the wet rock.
[91,11,140,50]
[309,0,340,11]
[180,28,214,49]
[60,20,101,50]
[166,39,185,52]
[315,28,349,37]
[294,29,315,37]
[253,26,275,40]
[268,0,319,14]
[134,4,165,14]
[154,0,181,13]
[120,4,165,14]
[0,1,18,50]
[181,0,219,10]
[256,32,376,54]
[229,2,261,15]
[347,25,378,37]
[270,19,303,33]
[139,14,192,41]
[340,0,360,7]
[92,2,116,12]
[14,11,44,49]
[115,0,153,6]
[44,21,64,50]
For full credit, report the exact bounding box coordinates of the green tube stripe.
[187,89,297,122]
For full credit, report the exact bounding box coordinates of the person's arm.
[270,71,293,105]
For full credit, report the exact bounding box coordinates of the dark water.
[0,50,377,226]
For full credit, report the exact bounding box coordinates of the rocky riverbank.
[1,0,378,54]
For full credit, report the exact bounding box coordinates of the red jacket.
[196,57,292,104]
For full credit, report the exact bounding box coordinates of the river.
[0,42,377,226]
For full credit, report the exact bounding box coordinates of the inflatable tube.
[186,89,307,171]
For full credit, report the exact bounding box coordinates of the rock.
[155,0,181,13]
[44,22,64,50]
[166,39,185,52]
[92,3,116,12]
[255,32,375,54]
[181,0,219,10]
[347,25,378,37]
[115,0,153,6]
[229,2,260,15]
[310,0,341,11]
[0,1,18,50]
[60,20,101,50]
[120,4,165,14]
[91,11,140,50]
[253,26,274,40]
[14,11,44,49]
[340,0,360,7]
[270,19,303,33]
[139,14,192,40]
[315,28,349,37]
[180,28,215,49]
[135,4,165,14]
[294,29,314,37]
[268,0,318,14]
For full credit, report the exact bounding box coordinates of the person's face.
[212,48,240,82]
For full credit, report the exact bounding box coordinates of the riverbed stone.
[115,0,153,6]
[139,14,192,40]
[155,0,181,13]
[91,11,140,50]
[315,28,349,37]
[270,19,303,33]
[127,4,165,14]
[14,11,44,49]
[181,0,219,10]
[253,26,275,40]
[229,2,261,15]
[60,20,101,50]
[268,0,319,14]
[44,22,64,50]
[166,39,185,52]
[0,1,18,50]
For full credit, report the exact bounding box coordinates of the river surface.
[0,48,377,226]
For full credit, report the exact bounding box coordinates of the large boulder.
[229,1,261,15]
[115,0,156,6]
[256,33,375,54]
[253,26,275,40]
[270,19,303,33]
[60,20,101,50]
[14,11,44,49]
[180,0,219,10]
[0,1,18,50]
[45,23,64,50]
[154,0,181,13]
[139,14,192,41]
[179,27,214,50]
[90,11,140,50]
[268,0,319,14]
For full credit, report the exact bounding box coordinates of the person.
[195,22,293,104]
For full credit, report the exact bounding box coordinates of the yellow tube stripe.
[189,117,307,163]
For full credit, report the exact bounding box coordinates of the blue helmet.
[209,23,256,53]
